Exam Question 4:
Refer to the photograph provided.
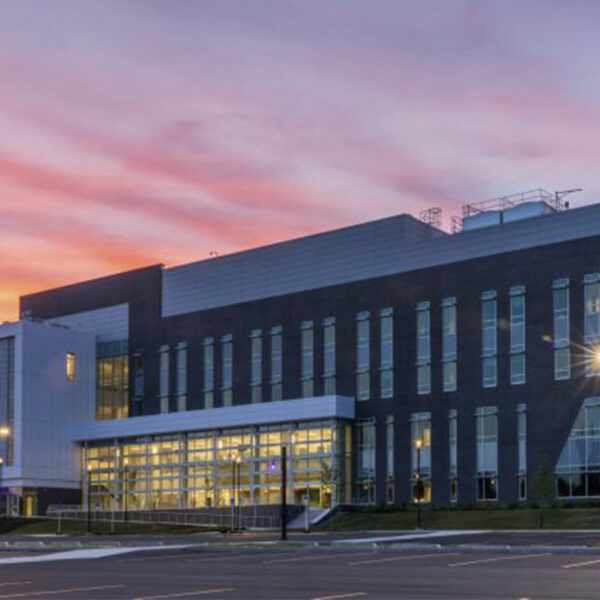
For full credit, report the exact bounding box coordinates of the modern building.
[2,189,600,516]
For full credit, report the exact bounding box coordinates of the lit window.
[481,291,497,388]
[66,352,75,381]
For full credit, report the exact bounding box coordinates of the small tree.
[530,458,555,528]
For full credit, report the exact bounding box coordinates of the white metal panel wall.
[162,214,443,317]
[48,303,129,342]
[11,321,96,489]
[163,203,600,318]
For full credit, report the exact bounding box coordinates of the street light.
[86,464,92,534]
[123,460,129,523]
[0,426,10,517]
[413,438,423,530]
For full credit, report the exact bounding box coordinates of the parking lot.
[1,545,600,599]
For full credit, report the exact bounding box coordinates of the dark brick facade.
[20,234,600,505]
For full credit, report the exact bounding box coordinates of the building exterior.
[2,192,600,515]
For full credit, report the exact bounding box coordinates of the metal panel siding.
[161,205,600,318]
[78,395,355,441]
[48,304,129,342]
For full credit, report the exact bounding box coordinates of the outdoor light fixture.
[0,426,10,437]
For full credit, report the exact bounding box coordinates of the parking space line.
[349,552,461,566]
[448,553,550,567]
[0,584,125,598]
[187,551,291,564]
[562,557,600,569]
[122,554,191,563]
[263,552,373,565]
[132,589,235,600]
[310,593,367,600]
[0,584,31,589]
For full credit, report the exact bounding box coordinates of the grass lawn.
[0,517,221,536]
[323,507,600,530]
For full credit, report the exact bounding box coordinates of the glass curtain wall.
[84,419,351,510]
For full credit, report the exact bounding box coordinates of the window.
[380,309,394,398]
[385,416,395,504]
[584,274,600,377]
[66,352,75,381]
[356,418,376,504]
[270,326,282,401]
[323,317,336,395]
[510,286,526,385]
[176,343,187,411]
[449,409,457,502]
[411,412,431,502]
[476,406,498,501]
[301,321,314,397]
[356,312,370,401]
[203,338,214,409]
[96,341,129,420]
[553,279,570,380]
[221,334,233,406]
[133,353,144,397]
[481,291,497,388]
[0,337,14,465]
[557,397,600,498]
[442,298,457,392]
[416,302,431,395]
[250,330,262,404]
[518,404,527,501]
[159,345,169,414]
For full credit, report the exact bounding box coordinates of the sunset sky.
[1,0,600,321]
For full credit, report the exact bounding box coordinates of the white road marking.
[0,584,31,589]
[349,552,461,566]
[0,545,192,565]
[335,530,490,544]
[187,551,293,564]
[132,589,234,600]
[0,584,125,598]
[262,552,373,564]
[449,552,550,567]
[310,593,367,600]
[562,557,600,569]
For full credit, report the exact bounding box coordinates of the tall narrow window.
[203,337,214,409]
[481,291,497,388]
[442,298,457,392]
[159,345,169,413]
[449,409,458,502]
[416,302,431,395]
[250,329,262,403]
[356,312,370,401]
[510,286,526,385]
[411,412,432,502]
[176,342,187,411]
[584,274,600,377]
[386,416,394,504]
[553,279,570,380]
[380,308,394,398]
[133,353,144,398]
[518,404,527,501]
[221,334,233,406]
[301,321,314,397]
[270,326,282,401]
[476,406,498,501]
[66,352,76,381]
[356,418,376,504]
[323,317,336,395]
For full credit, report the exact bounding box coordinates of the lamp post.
[281,445,287,541]
[414,438,423,530]
[0,426,10,517]
[86,465,92,534]
[123,461,129,523]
